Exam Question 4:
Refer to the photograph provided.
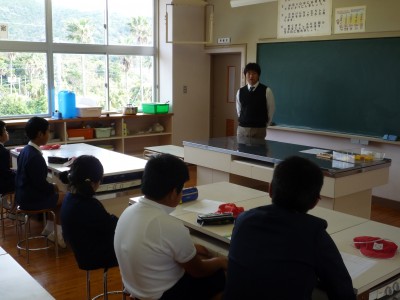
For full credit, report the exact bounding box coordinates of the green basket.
[142,103,169,114]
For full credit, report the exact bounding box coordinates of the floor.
[0,195,399,299]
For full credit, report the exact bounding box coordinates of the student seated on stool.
[114,154,227,300]
[0,120,16,196]
[15,117,66,248]
[223,156,356,300]
[60,155,119,270]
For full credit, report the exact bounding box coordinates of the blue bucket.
[58,91,77,119]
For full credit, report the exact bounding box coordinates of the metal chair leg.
[16,208,59,264]
[86,270,91,300]
[103,269,108,300]
[87,268,124,300]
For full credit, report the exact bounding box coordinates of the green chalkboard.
[257,37,400,138]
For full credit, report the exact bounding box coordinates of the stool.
[0,193,17,238]
[16,207,59,264]
[85,267,125,300]
[123,290,139,300]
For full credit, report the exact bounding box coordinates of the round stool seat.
[16,206,59,264]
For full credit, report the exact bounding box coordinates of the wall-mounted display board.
[257,37,400,138]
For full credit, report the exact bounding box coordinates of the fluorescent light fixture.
[230,0,277,8]
[171,0,208,6]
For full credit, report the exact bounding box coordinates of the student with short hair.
[114,154,227,300]
[0,120,16,195]
[15,116,66,248]
[223,156,356,300]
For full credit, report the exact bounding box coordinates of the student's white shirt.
[236,82,276,126]
[114,196,196,300]
[28,141,42,154]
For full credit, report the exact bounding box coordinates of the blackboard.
[257,37,400,138]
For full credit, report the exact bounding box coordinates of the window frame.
[0,0,158,118]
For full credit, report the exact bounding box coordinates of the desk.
[143,145,184,159]
[172,183,368,243]
[0,253,55,299]
[11,143,147,195]
[183,137,391,218]
[330,221,400,297]
[171,182,400,299]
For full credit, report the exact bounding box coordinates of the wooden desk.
[183,137,391,218]
[0,254,55,299]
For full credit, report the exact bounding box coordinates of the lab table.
[0,252,55,299]
[171,182,400,300]
[11,143,147,195]
[183,137,391,218]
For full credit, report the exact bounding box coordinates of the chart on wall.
[334,6,366,34]
[277,0,332,38]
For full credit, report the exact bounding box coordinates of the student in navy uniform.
[0,120,16,195]
[15,117,66,248]
[223,156,355,300]
[61,155,118,269]
[236,62,275,139]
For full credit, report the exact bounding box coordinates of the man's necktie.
[249,86,255,92]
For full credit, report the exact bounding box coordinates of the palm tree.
[65,19,94,96]
[7,52,16,93]
[127,17,152,102]
[121,56,131,94]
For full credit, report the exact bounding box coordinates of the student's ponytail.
[66,155,104,197]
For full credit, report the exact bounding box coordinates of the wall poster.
[0,23,8,39]
[334,6,366,34]
[277,0,332,38]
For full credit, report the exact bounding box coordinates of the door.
[210,53,241,138]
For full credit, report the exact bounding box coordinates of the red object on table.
[216,203,244,218]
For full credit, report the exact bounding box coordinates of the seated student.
[15,117,66,248]
[60,155,118,269]
[114,154,227,300]
[223,156,356,300]
[0,120,16,195]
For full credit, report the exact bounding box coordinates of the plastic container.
[67,128,94,140]
[76,106,102,118]
[94,127,112,138]
[142,103,169,114]
[58,91,77,119]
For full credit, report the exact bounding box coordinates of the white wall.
[159,0,400,201]
[159,1,212,144]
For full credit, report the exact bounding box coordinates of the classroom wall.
[159,0,212,144]
[160,0,400,202]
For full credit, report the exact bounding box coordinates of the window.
[0,0,156,118]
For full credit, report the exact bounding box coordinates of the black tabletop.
[183,136,391,177]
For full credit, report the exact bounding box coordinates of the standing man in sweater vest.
[236,62,275,139]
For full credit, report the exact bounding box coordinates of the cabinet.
[4,113,173,156]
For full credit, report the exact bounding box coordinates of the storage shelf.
[5,114,173,155]
[124,132,172,139]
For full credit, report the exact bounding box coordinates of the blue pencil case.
[181,187,198,203]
